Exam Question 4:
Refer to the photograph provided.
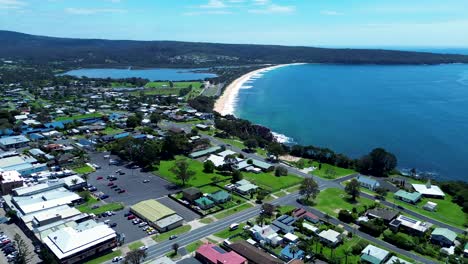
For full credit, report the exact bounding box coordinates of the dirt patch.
[279,155,301,162]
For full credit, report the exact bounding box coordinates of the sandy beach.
[214,63,305,116]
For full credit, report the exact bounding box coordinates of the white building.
[412,182,445,198]
[318,229,342,247]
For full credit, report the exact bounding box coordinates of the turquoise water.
[61,68,216,81]
[235,64,468,181]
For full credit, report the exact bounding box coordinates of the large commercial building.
[0,135,30,150]
[0,154,47,176]
[130,199,183,232]
[0,170,24,195]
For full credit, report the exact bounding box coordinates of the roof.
[394,190,422,202]
[228,241,283,264]
[319,229,341,243]
[281,244,304,259]
[131,199,175,222]
[251,159,272,170]
[206,154,225,167]
[0,170,23,184]
[367,208,398,221]
[10,187,81,215]
[431,228,457,242]
[412,183,445,197]
[284,233,299,241]
[217,150,236,158]
[189,146,222,158]
[183,187,201,196]
[391,215,432,233]
[361,245,390,263]
[196,243,247,264]
[0,155,37,169]
[155,214,183,228]
[357,175,379,186]
[209,190,230,201]
[43,220,116,260]
[0,135,30,146]
[384,256,412,264]
[195,197,214,206]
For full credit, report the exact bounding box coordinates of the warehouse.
[130,199,184,232]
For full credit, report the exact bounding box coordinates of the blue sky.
[1,0,467,47]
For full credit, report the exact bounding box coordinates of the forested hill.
[1,30,468,68]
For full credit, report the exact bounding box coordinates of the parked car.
[89,186,97,191]
[109,223,117,228]
[139,246,148,251]
[169,235,177,240]
[112,256,123,262]
[118,189,126,193]
[124,212,132,217]
[143,179,150,183]
[107,182,114,186]
[127,215,136,220]
[132,219,141,224]
[91,205,100,209]
[115,188,121,192]
[138,222,147,227]
[229,223,239,230]
[110,185,118,189]
[100,194,109,200]
[96,176,103,180]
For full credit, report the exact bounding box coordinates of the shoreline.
[214,63,306,116]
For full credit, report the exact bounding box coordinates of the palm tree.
[344,248,352,264]
[289,244,299,259]
[256,214,266,227]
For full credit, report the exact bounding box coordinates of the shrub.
[274,166,288,177]
[338,210,355,223]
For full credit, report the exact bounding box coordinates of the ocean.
[60,68,216,81]
[234,63,468,181]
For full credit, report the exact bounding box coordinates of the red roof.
[293,208,319,220]
[196,243,247,264]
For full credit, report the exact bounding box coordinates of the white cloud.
[253,0,269,5]
[65,7,127,15]
[183,10,232,16]
[320,10,343,16]
[200,0,226,9]
[248,4,295,14]
[0,0,26,9]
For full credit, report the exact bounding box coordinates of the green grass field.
[72,164,95,174]
[314,188,375,217]
[145,81,202,89]
[156,156,229,187]
[111,82,136,88]
[199,218,214,224]
[85,250,122,264]
[301,160,356,179]
[214,203,253,219]
[128,241,144,251]
[101,127,124,135]
[186,240,204,253]
[76,202,124,215]
[385,193,467,228]
[55,112,103,121]
[276,205,296,215]
[152,225,192,242]
[214,223,247,239]
[243,171,303,192]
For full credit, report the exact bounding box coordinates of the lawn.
[314,188,375,217]
[306,160,356,179]
[145,81,202,89]
[276,205,296,215]
[77,202,124,215]
[111,82,136,88]
[385,192,467,228]
[316,237,363,263]
[286,185,301,193]
[243,171,303,192]
[55,112,103,121]
[186,240,204,253]
[215,137,246,150]
[72,164,95,174]
[128,241,144,251]
[199,218,214,224]
[214,223,246,239]
[156,156,230,187]
[85,250,122,264]
[101,127,124,135]
[214,203,253,219]
[152,225,192,242]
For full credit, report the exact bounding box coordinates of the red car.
[127,215,136,220]
[107,182,114,186]
[118,189,126,193]
[97,176,103,180]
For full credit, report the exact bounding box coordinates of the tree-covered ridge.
[2,30,468,68]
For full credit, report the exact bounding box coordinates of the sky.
[1,0,468,47]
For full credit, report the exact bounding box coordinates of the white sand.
[214,63,305,116]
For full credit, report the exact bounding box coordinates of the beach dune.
[214,63,305,116]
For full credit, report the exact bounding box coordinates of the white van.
[229,223,239,230]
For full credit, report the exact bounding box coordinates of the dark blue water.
[235,64,468,181]
[60,68,216,81]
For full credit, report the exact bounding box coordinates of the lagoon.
[235,63,468,181]
[60,67,217,81]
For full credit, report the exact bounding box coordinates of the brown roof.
[228,241,283,264]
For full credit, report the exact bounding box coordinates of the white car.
[138,222,147,227]
[139,245,148,251]
[112,256,123,262]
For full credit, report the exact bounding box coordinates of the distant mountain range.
[1,30,468,68]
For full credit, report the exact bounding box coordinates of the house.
[412,181,445,199]
[0,170,24,195]
[195,243,247,264]
[292,208,319,223]
[281,243,305,261]
[394,190,422,204]
[356,175,380,191]
[423,201,437,212]
[234,180,258,195]
[384,256,411,264]
[430,228,457,247]
[228,241,283,264]
[182,187,202,203]
[302,222,319,234]
[205,154,225,167]
[195,124,210,131]
[272,215,296,234]
[360,245,390,264]
[130,199,183,232]
[250,225,282,246]
[283,233,299,243]
[195,197,215,210]
[318,229,342,247]
[366,208,398,224]
[189,146,222,159]
[389,215,432,236]
[208,190,231,204]
[0,135,30,149]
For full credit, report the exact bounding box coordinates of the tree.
[289,244,299,259]
[267,142,285,160]
[274,166,288,177]
[256,214,266,226]
[126,115,141,128]
[71,178,78,185]
[244,138,258,151]
[124,249,147,264]
[203,160,215,173]
[172,243,180,255]
[299,178,320,201]
[357,148,397,177]
[149,112,161,124]
[261,203,276,217]
[375,187,388,198]
[231,170,243,183]
[13,233,32,264]
[170,159,195,186]
[345,178,360,201]
[223,154,237,170]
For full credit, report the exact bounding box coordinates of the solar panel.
[400,215,417,224]
[213,246,227,254]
